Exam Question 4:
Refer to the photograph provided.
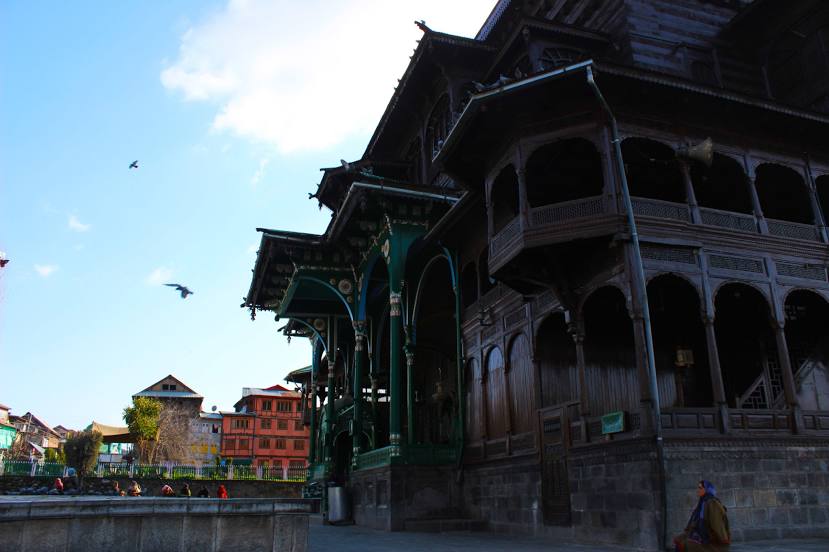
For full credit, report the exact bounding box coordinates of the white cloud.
[34,264,58,277]
[146,266,174,285]
[250,157,270,187]
[161,0,494,154]
[68,214,91,232]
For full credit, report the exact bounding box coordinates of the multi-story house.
[0,404,16,452]
[9,412,61,457]
[133,375,221,464]
[221,385,308,477]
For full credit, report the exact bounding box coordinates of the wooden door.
[539,405,571,526]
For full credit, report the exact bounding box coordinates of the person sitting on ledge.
[180,483,191,497]
[53,477,64,494]
[127,480,141,497]
[197,486,209,498]
[216,484,228,499]
[673,479,730,552]
[161,484,175,497]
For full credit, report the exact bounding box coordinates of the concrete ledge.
[0,497,317,552]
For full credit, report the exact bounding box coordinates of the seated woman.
[674,480,730,551]
[127,480,142,497]
[160,484,176,497]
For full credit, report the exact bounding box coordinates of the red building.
[221,384,308,477]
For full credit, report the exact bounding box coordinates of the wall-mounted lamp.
[478,305,494,327]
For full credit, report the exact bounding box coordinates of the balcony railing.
[530,195,604,227]
[698,207,756,233]
[766,218,821,241]
[490,217,521,257]
[631,197,691,222]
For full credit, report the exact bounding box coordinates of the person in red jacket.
[54,477,64,494]
[217,484,228,499]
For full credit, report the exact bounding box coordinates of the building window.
[261,419,272,430]
[162,384,177,391]
[212,424,219,434]
[262,400,272,411]
[239,439,250,450]
[294,421,304,431]
[277,401,291,412]
[277,420,288,431]
[225,438,236,450]
[259,438,270,449]
[296,401,302,412]
[294,440,305,450]
[275,439,287,450]
[233,418,249,429]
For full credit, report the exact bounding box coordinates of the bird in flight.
[164,283,193,299]
[0,251,8,268]
[129,160,139,169]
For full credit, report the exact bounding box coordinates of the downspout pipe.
[586,65,667,550]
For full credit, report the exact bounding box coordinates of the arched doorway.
[714,283,777,408]
[621,138,684,203]
[784,290,829,410]
[582,286,638,414]
[536,312,577,409]
[507,333,535,434]
[647,274,712,407]
[689,153,752,214]
[465,358,482,442]
[755,164,812,224]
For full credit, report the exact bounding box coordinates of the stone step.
[404,518,488,533]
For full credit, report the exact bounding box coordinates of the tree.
[44,446,66,464]
[64,430,103,478]
[123,397,196,464]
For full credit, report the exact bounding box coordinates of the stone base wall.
[0,497,313,552]
[350,465,461,531]
[0,476,302,499]
[460,455,545,533]
[665,438,829,542]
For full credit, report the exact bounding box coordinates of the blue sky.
[0,1,493,430]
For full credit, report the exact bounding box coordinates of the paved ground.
[309,517,829,552]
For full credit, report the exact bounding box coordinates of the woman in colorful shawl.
[673,480,730,551]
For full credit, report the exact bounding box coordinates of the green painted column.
[405,343,415,445]
[324,318,338,464]
[352,320,366,466]
[309,344,319,463]
[389,285,403,456]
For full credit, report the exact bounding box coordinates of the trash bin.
[327,485,350,524]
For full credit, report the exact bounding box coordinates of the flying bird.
[129,160,139,169]
[164,283,193,299]
[0,251,8,268]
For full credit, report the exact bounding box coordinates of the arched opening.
[461,262,478,309]
[582,286,638,414]
[412,258,457,444]
[755,164,812,223]
[647,275,712,407]
[536,312,577,409]
[491,164,519,234]
[689,153,752,214]
[478,249,496,297]
[465,358,482,441]
[621,138,685,203]
[784,290,829,411]
[507,333,535,434]
[364,257,391,449]
[525,138,603,207]
[332,431,352,484]
[714,283,777,408]
[485,347,506,438]
[816,175,829,225]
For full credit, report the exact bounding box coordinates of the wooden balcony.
[489,194,826,277]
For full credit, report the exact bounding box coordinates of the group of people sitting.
[112,480,228,499]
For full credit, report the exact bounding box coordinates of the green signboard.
[0,425,17,449]
[601,411,625,435]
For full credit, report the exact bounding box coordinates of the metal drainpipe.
[585,65,667,550]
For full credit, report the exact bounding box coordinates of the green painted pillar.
[309,343,319,464]
[325,318,338,464]
[352,320,366,466]
[389,285,403,456]
[405,343,415,445]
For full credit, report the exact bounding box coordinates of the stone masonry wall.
[567,438,661,550]
[665,439,829,542]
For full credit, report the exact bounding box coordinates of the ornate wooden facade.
[245,0,829,547]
